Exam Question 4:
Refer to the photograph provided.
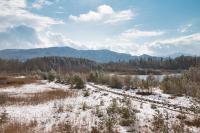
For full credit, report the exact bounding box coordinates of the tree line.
[0,55,200,75]
[103,56,200,73]
[0,56,101,74]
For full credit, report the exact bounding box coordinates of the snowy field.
[0,79,200,133]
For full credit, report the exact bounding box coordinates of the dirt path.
[88,83,200,117]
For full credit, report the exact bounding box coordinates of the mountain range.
[0,46,188,63]
[0,46,138,63]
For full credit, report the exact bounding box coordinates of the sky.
[0,0,200,56]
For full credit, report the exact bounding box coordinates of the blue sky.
[0,0,200,56]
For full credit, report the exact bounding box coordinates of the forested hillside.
[0,55,200,75]
[0,57,101,74]
[103,56,200,73]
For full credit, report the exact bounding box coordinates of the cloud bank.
[69,5,134,24]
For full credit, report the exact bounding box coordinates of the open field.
[0,77,200,133]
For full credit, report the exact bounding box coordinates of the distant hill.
[0,46,137,63]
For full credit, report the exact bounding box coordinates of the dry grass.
[185,117,200,128]
[0,89,77,105]
[0,120,37,133]
[50,121,93,133]
[0,76,37,88]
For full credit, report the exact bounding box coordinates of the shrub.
[107,99,119,115]
[132,76,140,89]
[48,70,56,82]
[176,114,187,120]
[97,74,110,85]
[124,75,132,90]
[185,117,200,127]
[40,72,48,80]
[171,121,184,133]
[151,110,168,133]
[151,104,157,109]
[91,126,101,133]
[146,74,158,93]
[70,75,85,89]
[82,102,88,111]
[95,106,103,118]
[83,90,90,97]
[119,118,134,126]
[87,72,98,83]
[0,94,7,105]
[160,66,200,98]
[0,109,8,125]
[119,106,136,126]
[109,75,123,89]
[161,76,186,96]
[104,116,117,133]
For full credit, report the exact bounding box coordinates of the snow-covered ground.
[0,80,200,132]
[93,83,200,108]
[0,80,69,96]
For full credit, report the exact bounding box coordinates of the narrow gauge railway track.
[88,83,200,117]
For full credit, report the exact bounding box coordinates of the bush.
[161,76,186,96]
[82,102,88,111]
[151,111,168,132]
[0,109,8,125]
[132,76,140,89]
[151,104,157,109]
[119,118,134,126]
[185,117,200,127]
[70,75,85,89]
[124,75,132,90]
[97,74,110,85]
[160,66,200,98]
[109,75,123,89]
[95,106,103,118]
[87,72,98,83]
[83,90,90,97]
[40,72,48,80]
[107,99,119,115]
[0,94,7,105]
[104,116,117,133]
[146,74,158,93]
[119,106,136,126]
[48,70,56,82]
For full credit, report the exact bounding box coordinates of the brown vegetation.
[185,117,200,128]
[0,89,77,106]
[161,66,200,98]
[0,76,37,88]
[0,120,37,133]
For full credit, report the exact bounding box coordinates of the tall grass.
[0,89,77,106]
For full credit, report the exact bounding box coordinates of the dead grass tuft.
[0,76,37,88]
[185,117,200,128]
[0,89,77,105]
[0,121,37,133]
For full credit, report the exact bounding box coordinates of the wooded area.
[0,56,200,75]
[103,56,200,74]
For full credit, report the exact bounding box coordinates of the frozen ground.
[0,80,200,132]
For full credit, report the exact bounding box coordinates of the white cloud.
[120,29,164,40]
[178,24,192,33]
[38,31,86,49]
[32,0,53,9]
[69,5,135,24]
[147,33,200,56]
[0,0,63,32]
[0,25,41,49]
